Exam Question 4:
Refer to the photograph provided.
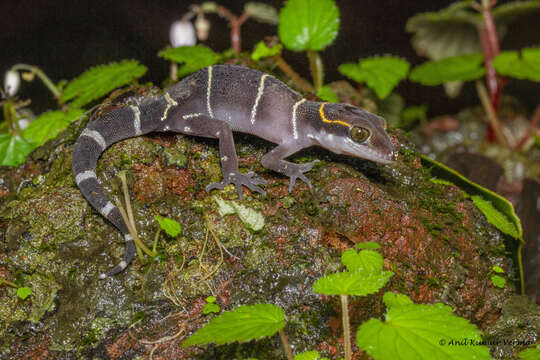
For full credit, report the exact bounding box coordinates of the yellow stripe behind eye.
[319,103,350,128]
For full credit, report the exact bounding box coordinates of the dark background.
[2,0,539,115]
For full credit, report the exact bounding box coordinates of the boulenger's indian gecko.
[72,64,394,278]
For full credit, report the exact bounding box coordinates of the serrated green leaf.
[491,274,506,288]
[341,249,383,272]
[492,1,540,24]
[492,265,504,273]
[339,56,409,99]
[0,134,36,167]
[518,347,540,360]
[494,47,540,81]
[159,45,219,78]
[357,303,491,360]
[154,215,182,237]
[471,195,519,238]
[244,2,279,25]
[61,60,147,108]
[23,108,84,146]
[355,242,381,250]
[278,0,340,52]
[251,41,283,61]
[316,85,338,103]
[420,154,522,243]
[203,303,220,314]
[16,286,31,300]
[382,292,413,308]
[294,350,320,360]
[313,270,393,296]
[410,54,485,86]
[182,304,285,347]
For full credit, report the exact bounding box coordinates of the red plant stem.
[216,6,248,53]
[477,1,501,112]
[515,104,540,151]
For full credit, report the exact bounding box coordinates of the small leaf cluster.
[1,60,147,167]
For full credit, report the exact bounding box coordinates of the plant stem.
[11,64,61,99]
[515,104,540,151]
[117,204,156,258]
[153,229,161,254]
[0,277,18,288]
[475,80,508,147]
[341,295,352,360]
[273,55,315,93]
[2,100,21,136]
[278,328,294,360]
[476,0,501,111]
[119,171,145,260]
[215,6,249,53]
[307,50,324,91]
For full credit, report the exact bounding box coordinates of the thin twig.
[279,328,294,360]
[475,80,509,147]
[273,55,315,93]
[341,295,352,360]
[119,171,144,260]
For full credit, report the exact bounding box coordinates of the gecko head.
[315,103,394,164]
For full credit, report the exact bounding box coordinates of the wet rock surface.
[0,110,533,359]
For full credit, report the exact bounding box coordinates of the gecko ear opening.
[350,126,371,143]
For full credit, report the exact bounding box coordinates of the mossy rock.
[0,106,532,359]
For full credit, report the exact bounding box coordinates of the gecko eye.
[350,126,371,143]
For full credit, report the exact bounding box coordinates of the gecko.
[72,64,394,278]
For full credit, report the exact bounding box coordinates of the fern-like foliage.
[60,60,147,108]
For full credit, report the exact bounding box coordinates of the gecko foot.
[206,171,267,199]
[287,161,318,192]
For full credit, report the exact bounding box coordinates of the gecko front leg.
[168,113,266,199]
[261,140,317,192]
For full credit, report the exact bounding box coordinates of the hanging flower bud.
[169,20,197,47]
[4,70,20,96]
[195,15,210,41]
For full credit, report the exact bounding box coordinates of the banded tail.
[72,103,159,278]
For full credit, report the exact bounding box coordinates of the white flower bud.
[169,20,197,47]
[4,70,20,96]
[195,16,210,41]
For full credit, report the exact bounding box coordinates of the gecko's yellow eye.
[350,126,370,143]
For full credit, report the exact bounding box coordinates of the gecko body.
[72,65,394,278]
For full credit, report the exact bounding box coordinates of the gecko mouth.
[344,138,394,164]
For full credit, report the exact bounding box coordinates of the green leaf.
[518,347,540,360]
[471,195,519,238]
[213,197,265,232]
[61,60,147,108]
[244,2,279,25]
[410,54,485,86]
[490,274,506,288]
[419,154,522,242]
[399,105,428,129]
[154,215,182,237]
[251,41,283,61]
[182,304,285,347]
[492,265,504,274]
[492,1,540,24]
[316,85,338,103]
[203,303,220,314]
[23,108,85,146]
[278,0,340,52]
[0,134,36,167]
[355,242,381,250]
[357,303,491,360]
[294,351,320,360]
[159,45,220,78]
[494,47,540,81]
[313,270,393,296]
[382,292,413,308]
[341,249,383,272]
[339,56,410,99]
[206,296,216,303]
[16,286,32,300]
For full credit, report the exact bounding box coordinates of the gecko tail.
[98,234,136,279]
